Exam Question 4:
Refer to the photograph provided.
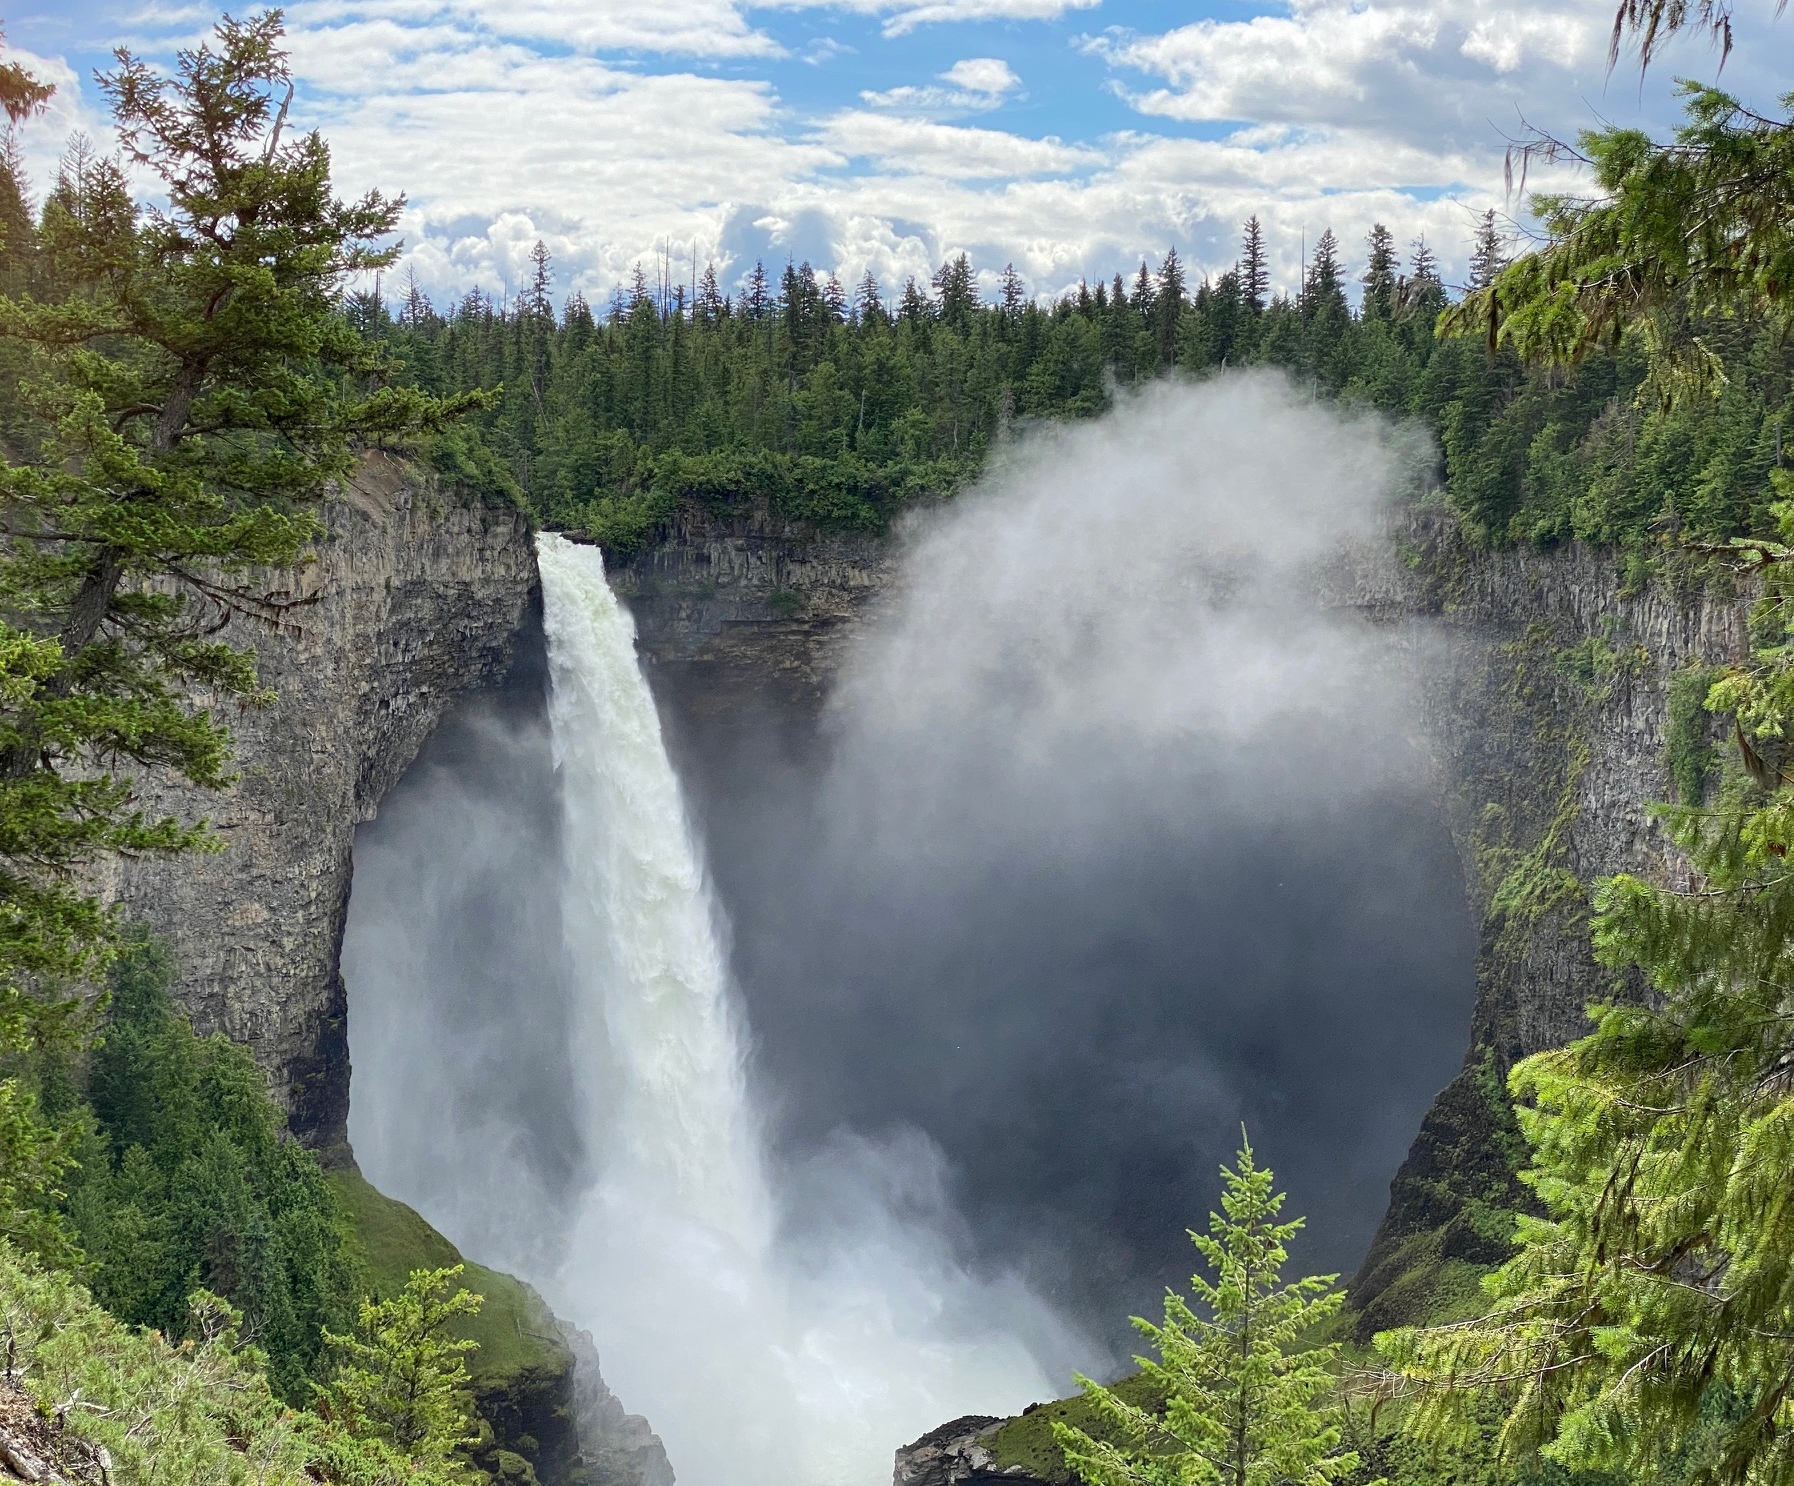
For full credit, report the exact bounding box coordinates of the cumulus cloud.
[772,0,1101,37]
[27,0,1774,319]
[296,0,781,58]
[861,56,1023,113]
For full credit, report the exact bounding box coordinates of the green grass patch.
[987,1372,1166,1483]
[327,1169,571,1390]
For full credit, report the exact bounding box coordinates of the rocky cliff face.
[102,453,538,1154]
[1336,513,1756,1333]
[99,457,674,1486]
[608,506,896,723]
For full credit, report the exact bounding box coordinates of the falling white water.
[535,533,1080,1486]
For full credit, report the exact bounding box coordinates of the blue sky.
[9,0,1792,307]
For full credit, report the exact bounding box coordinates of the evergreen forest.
[5,4,1794,1486]
[354,216,1794,564]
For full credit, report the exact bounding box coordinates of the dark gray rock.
[893,1416,1050,1486]
[99,453,538,1153]
[556,1321,675,1486]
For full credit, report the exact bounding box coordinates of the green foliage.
[316,1265,483,1475]
[1053,1141,1361,1486]
[0,1238,473,1486]
[0,12,477,1253]
[326,1166,569,1397]
[364,223,1794,569]
[1454,32,1794,407]
[1377,523,1794,1482]
[59,930,360,1404]
[1665,663,1721,803]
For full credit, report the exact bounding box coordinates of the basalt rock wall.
[100,452,539,1154]
[1341,513,1757,1335]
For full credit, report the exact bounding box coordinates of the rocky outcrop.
[100,453,538,1153]
[893,1417,1048,1486]
[557,1323,675,1486]
[608,506,896,721]
[1346,514,1755,1334]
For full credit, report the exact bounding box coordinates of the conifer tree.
[318,1266,483,1471]
[899,275,931,324]
[855,268,883,325]
[1362,224,1397,320]
[823,273,849,323]
[1408,235,1439,287]
[934,253,976,327]
[1054,1141,1360,1486]
[1131,259,1156,319]
[0,26,52,124]
[1001,262,1026,319]
[1302,229,1344,319]
[0,14,475,1245]
[1156,247,1186,364]
[696,262,725,324]
[744,260,770,322]
[1465,209,1507,293]
[524,239,553,319]
[1240,216,1270,313]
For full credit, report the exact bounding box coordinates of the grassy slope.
[987,1373,1166,1483]
[328,1169,572,1390]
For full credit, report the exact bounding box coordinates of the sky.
[7,0,1792,310]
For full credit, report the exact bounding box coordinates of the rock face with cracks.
[99,453,538,1155]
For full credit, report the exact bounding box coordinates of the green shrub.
[65,931,360,1403]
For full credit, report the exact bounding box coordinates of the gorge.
[109,375,1749,1486]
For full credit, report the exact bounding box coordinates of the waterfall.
[537,533,769,1250]
[535,533,1072,1486]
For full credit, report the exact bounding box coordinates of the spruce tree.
[318,1266,483,1471]
[1239,216,1270,313]
[1156,247,1186,364]
[1465,209,1507,294]
[1302,229,1344,320]
[1361,224,1397,320]
[744,260,770,322]
[1001,262,1026,320]
[1054,1141,1359,1486]
[899,275,931,324]
[934,253,976,327]
[855,268,884,325]
[0,14,473,1251]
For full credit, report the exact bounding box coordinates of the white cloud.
[295,0,782,59]
[822,111,1097,177]
[26,0,1784,326]
[861,55,1022,113]
[767,0,1101,38]
[940,58,1021,95]
[1082,0,1664,160]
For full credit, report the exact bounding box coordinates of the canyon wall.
[1345,515,1757,1334]
[101,453,538,1154]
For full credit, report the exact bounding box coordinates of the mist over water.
[345,374,1477,1485]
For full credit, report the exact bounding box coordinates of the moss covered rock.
[329,1169,582,1486]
